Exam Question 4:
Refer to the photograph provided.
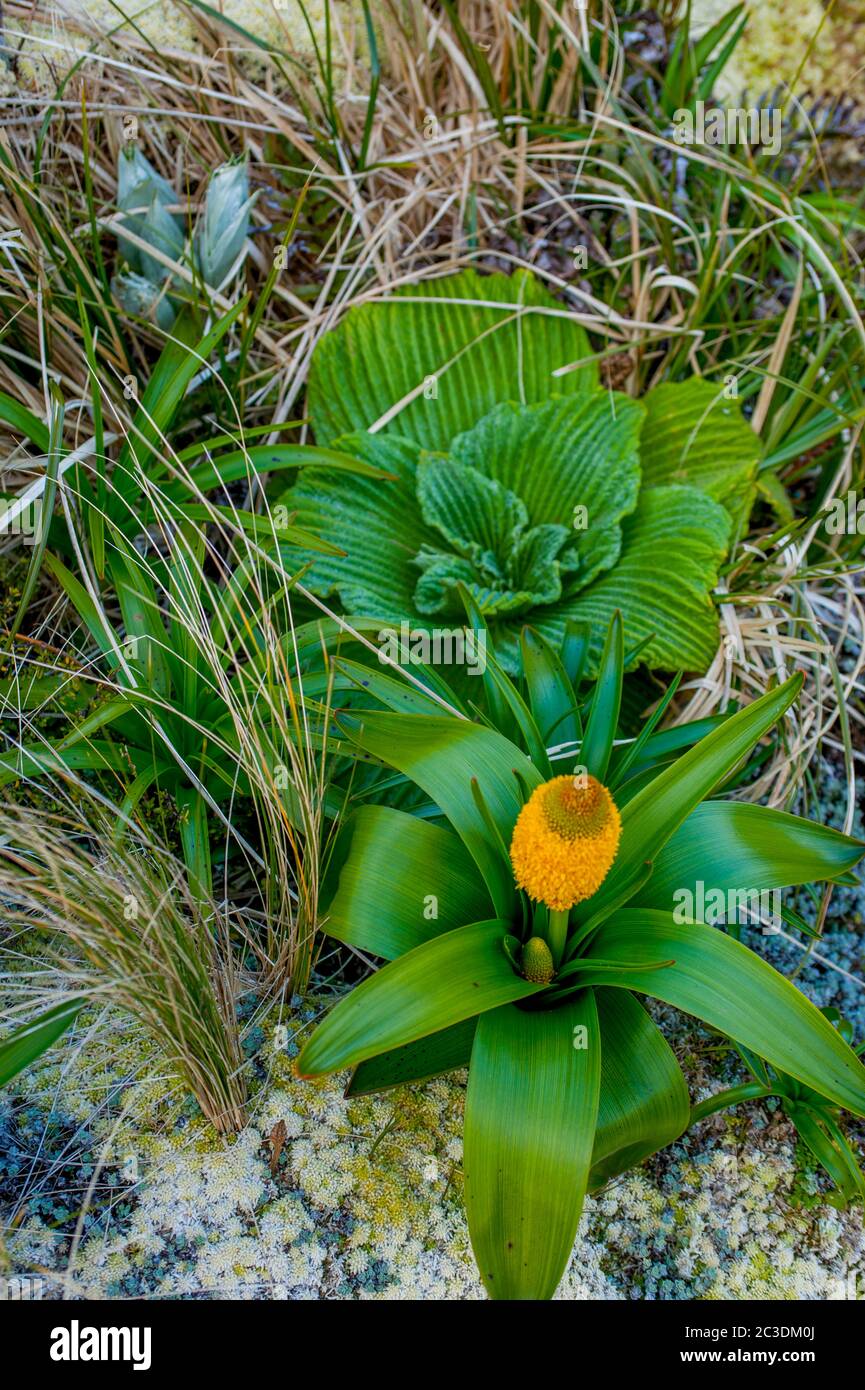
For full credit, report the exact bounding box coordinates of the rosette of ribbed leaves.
[297,615,865,1300]
[281,270,759,674]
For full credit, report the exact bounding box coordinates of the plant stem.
[546,908,569,967]
[690,1082,775,1125]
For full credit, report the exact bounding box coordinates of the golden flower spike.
[509,773,621,964]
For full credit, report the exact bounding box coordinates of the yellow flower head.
[509,774,621,911]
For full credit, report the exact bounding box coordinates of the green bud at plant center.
[520,936,555,984]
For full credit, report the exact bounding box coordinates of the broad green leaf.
[538,485,731,673]
[633,800,865,910]
[464,992,600,1300]
[296,920,542,1077]
[585,911,865,1117]
[640,379,760,531]
[453,391,640,532]
[322,805,492,959]
[335,710,541,901]
[346,1017,478,1096]
[0,998,83,1087]
[307,268,598,449]
[589,989,690,1188]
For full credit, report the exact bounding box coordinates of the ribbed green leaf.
[297,920,542,1077]
[307,268,598,449]
[447,394,642,574]
[346,1017,478,1096]
[536,485,731,672]
[0,998,83,1087]
[633,800,865,910]
[277,433,425,616]
[589,989,690,1188]
[322,805,491,960]
[585,911,865,1117]
[464,992,600,1300]
[640,379,760,531]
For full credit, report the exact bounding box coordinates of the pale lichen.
[691,0,865,105]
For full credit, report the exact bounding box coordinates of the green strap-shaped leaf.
[0,998,83,1088]
[788,1107,865,1206]
[633,800,865,910]
[589,988,690,1188]
[322,805,492,960]
[588,672,803,911]
[464,992,601,1300]
[297,920,542,1077]
[333,658,448,717]
[0,390,51,451]
[307,268,598,449]
[346,1017,478,1096]
[520,626,579,746]
[585,911,865,1117]
[579,609,623,780]
[335,710,540,904]
[0,741,142,791]
[180,442,398,494]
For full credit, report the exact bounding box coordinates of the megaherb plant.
[282,269,760,674]
[297,612,865,1299]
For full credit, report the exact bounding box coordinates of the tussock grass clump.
[0,800,248,1132]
